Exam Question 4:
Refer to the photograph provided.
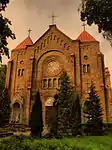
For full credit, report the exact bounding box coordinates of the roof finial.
[49,12,57,25]
[82,22,86,31]
[28,28,32,37]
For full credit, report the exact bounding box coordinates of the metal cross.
[82,22,86,31]
[49,12,57,25]
[28,28,32,37]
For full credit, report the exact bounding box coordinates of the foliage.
[0,0,9,11]
[80,0,112,44]
[0,0,15,62]
[0,135,112,149]
[70,93,82,136]
[0,64,6,90]
[83,81,104,136]
[55,71,81,137]
[29,91,43,138]
[0,88,10,127]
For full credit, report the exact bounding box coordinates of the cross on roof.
[82,22,86,31]
[49,12,57,25]
[28,28,32,37]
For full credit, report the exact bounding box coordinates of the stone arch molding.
[11,93,23,106]
[37,50,68,79]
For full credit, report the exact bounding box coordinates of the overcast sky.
[3,0,112,76]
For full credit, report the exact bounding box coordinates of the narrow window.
[57,38,60,43]
[87,64,90,72]
[64,43,66,48]
[43,79,47,88]
[21,69,24,76]
[50,34,52,40]
[18,69,21,76]
[54,35,56,40]
[83,65,87,73]
[48,79,52,88]
[58,78,61,87]
[53,78,57,88]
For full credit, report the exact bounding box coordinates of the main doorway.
[45,97,57,129]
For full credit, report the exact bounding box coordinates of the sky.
[3,0,112,76]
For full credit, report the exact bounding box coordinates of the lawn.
[0,135,112,150]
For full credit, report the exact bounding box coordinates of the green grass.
[0,135,112,150]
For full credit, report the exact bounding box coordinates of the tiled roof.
[15,36,33,50]
[76,30,97,42]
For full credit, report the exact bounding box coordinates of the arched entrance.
[13,102,20,122]
[45,97,55,126]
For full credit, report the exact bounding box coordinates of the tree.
[83,81,104,135]
[0,88,10,127]
[55,71,81,137]
[80,0,112,44]
[0,64,6,90]
[0,0,15,62]
[71,93,82,136]
[29,91,43,138]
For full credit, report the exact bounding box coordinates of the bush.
[0,135,89,150]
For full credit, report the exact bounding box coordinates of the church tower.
[6,25,112,126]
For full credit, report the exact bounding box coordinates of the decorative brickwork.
[6,25,112,126]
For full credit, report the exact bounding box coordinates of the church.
[6,24,112,127]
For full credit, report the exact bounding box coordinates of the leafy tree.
[0,88,10,127]
[29,91,43,138]
[55,71,81,137]
[80,0,112,44]
[83,81,104,135]
[0,64,6,90]
[0,0,15,62]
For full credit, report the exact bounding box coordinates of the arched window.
[18,69,21,76]
[54,35,56,40]
[84,55,88,60]
[43,79,47,88]
[57,38,60,43]
[87,64,90,72]
[64,43,66,48]
[83,65,87,73]
[53,78,57,88]
[40,43,43,50]
[58,78,61,87]
[21,69,24,76]
[50,34,52,40]
[48,79,52,88]
[37,46,39,50]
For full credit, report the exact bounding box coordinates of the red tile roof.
[76,30,97,42]
[15,36,33,50]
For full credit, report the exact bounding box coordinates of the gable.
[33,25,73,52]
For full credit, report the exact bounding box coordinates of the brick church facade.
[6,24,112,126]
